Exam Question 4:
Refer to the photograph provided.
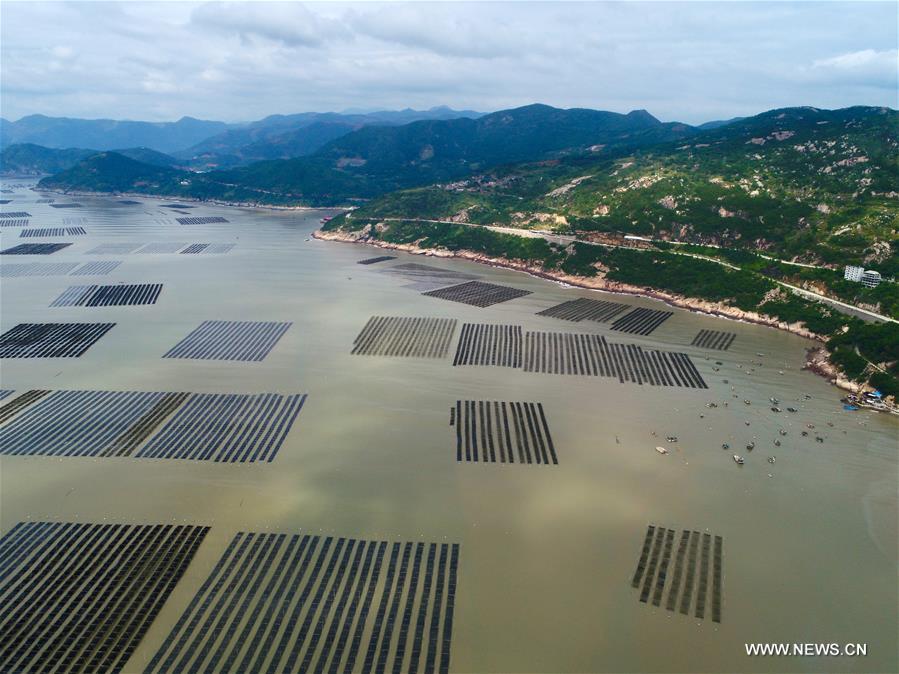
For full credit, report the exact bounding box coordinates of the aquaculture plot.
[0,389,13,401]
[147,533,459,674]
[20,227,86,237]
[352,316,457,359]
[452,324,522,367]
[0,200,11,205]
[136,242,188,254]
[0,323,115,358]
[691,329,736,351]
[357,256,396,265]
[0,521,208,674]
[0,262,79,278]
[609,308,673,336]
[70,260,122,276]
[450,401,557,465]
[197,243,235,254]
[423,280,532,308]
[117,200,142,205]
[0,211,31,218]
[0,390,178,457]
[180,243,209,254]
[163,320,292,362]
[86,242,144,254]
[161,203,194,209]
[1,242,72,255]
[138,392,307,462]
[630,525,723,623]
[0,389,52,425]
[522,331,707,388]
[63,217,88,226]
[536,297,629,323]
[49,202,82,208]
[0,219,29,227]
[381,262,479,291]
[36,198,55,203]
[175,216,229,225]
[50,283,163,307]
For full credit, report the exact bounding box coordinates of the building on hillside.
[861,270,882,288]
[844,265,882,287]
[844,265,864,282]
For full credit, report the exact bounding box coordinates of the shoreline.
[313,227,884,401]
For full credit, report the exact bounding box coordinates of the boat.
[774,439,781,447]
[787,407,798,413]
[721,443,730,449]
[733,455,744,465]
[770,406,781,413]
[779,429,787,436]
[746,442,755,450]
[666,436,678,442]
[843,404,859,411]
[655,446,669,455]
[768,456,776,464]
[769,397,780,404]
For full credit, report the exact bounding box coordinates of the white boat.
[655,446,669,455]
[733,455,744,465]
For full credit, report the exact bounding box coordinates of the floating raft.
[50,283,163,307]
[0,389,13,401]
[691,329,736,351]
[382,262,479,290]
[0,521,208,674]
[136,242,188,254]
[86,242,144,254]
[138,392,307,462]
[0,322,115,358]
[352,316,458,358]
[161,203,194,208]
[197,242,235,254]
[0,219,29,227]
[20,227,86,237]
[175,216,229,225]
[1,242,72,255]
[48,202,82,208]
[62,216,88,226]
[0,389,51,424]
[1,262,80,278]
[146,533,459,674]
[0,211,31,218]
[180,243,209,254]
[451,400,557,464]
[630,525,723,623]
[357,255,396,265]
[522,331,707,388]
[423,280,532,308]
[452,323,522,367]
[610,308,673,335]
[536,297,629,323]
[0,200,11,204]
[163,320,292,362]
[117,199,141,205]
[36,198,54,203]
[70,260,122,276]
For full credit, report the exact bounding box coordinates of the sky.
[1,1,896,125]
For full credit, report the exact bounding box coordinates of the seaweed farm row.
[1,242,72,255]
[536,297,629,323]
[1,261,121,278]
[422,280,532,308]
[175,216,229,225]
[609,308,673,335]
[84,242,236,255]
[352,317,458,359]
[162,320,292,362]
[51,283,163,307]
[630,525,723,623]
[0,389,307,461]
[147,533,460,674]
[0,322,115,358]
[0,521,209,674]
[49,202,82,208]
[691,329,737,351]
[0,219,29,227]
[20,226,87,237]
[357,256,396,265]
[451,324,523,367]
[0,211,31,218]
[450,400,557,465]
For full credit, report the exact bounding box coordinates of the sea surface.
[1,179,896,673]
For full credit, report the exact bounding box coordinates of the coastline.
[313,227,879,400]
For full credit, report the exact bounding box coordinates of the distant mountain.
[177,107,485,169]
[38,151,188,193]
[0,115,231,153]
[1,143,181,176]
[42,104,696,204]
[696,116,746,130]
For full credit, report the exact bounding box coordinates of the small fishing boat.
[787,407,798,413]
[774,439,781,447]
[769,397,780,404]
[746,442,755,450]
[721,443,730,449]
[768,456,776,464]
[779,429,787,436]
[843,404,859,411]
[666,436,678,442]
[733,455,744,465]
[770,406,781,413]
[655,446,669,455]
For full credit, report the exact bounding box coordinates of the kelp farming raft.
[0,521,209,674]
[352,316,459,358]
[691,329,737,351]
[0,242,73,255]
[0,211,32,218]
[357,255,396,265]
[0,389,308,461]
[631,525,723,624]
[450,400,557,465]
[175,216,229,225]
[609,307,674,336]
[0,218,30,227]
[0,322,116,358]
[422,280,532,308]
[50,283,163,307]
[48,202,83,208]
[147,533,460,674]
[450,323,708,388]
[20,226,87,237]
[163,320,292,362]
[537,297,629,323]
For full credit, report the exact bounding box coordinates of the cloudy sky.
[1,1,896,124]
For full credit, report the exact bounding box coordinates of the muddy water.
[0,180,896,673]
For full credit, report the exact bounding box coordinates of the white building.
[861,270,882,288]
[844,265,864,282]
